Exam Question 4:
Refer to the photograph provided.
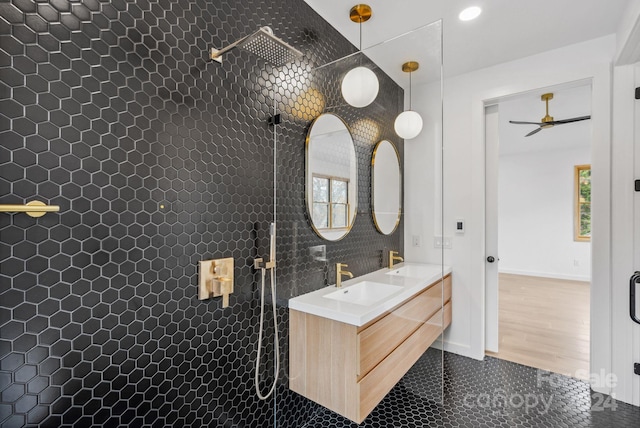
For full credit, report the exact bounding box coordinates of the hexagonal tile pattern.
[1,0,406,426]
[298,349,640,428]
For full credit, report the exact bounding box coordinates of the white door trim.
[484,104,500,353]
[469,67,612,395]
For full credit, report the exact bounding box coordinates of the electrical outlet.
[573,259,580,267]
[412,235,421,247]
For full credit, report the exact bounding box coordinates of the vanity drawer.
[358,300,452,418]
[357,275,451,378]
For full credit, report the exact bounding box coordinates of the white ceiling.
[498,85,592,156]
[303,0,630,86]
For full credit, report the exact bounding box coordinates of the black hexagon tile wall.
[4,1,638,428]
[0,0,403,426]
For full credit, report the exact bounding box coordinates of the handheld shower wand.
[254,222,278,400]
[269,223,276,263]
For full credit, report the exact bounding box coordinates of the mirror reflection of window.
[306,113,357,241]
[574,164,591,242]
[312,175,349,230]
[312,176,329,228]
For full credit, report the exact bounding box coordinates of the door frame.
[469,67,613,398]
[483,82,594,357]
[484,104,500,353]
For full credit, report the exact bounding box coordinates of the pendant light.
[394,61,423,139]
[341,4,379,108]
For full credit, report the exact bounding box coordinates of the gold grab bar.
[0,201,60,218]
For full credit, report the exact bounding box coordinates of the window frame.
[574,164,591,242]
[311,174,350,231]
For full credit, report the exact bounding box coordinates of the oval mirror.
[306,113,358,241]
[372,140,401,235]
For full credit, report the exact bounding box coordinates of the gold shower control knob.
[198,258,234,306]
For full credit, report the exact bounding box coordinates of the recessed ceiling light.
[459,6,482,21]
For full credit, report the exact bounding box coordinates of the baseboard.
[432,339,482,361]
[498,268,590,282]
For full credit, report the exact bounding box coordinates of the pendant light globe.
[342,66,379,108]
[341,4,379,108]
[394,110,423,139]
[394,61,423,139]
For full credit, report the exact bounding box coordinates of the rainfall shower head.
[209,26,303,67]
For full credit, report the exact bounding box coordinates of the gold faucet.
[336,263,353,288]
[389,251,404,269]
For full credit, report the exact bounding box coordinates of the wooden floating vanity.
[289,271,452,424]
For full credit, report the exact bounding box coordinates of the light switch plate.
[434,236,452,249]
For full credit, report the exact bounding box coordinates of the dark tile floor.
[302,349,640,427]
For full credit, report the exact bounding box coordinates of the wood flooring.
[486,273,590,380]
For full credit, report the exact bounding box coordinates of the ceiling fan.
[509,93,591,137]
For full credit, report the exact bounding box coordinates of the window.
[312,175,349,230]
[574,164,591,242]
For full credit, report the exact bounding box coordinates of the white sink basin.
[386,264,442,278]
[323,281,402,306]
[289,263,452,326]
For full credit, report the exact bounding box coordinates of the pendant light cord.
[409,71,412,110]
[358,18,363,66]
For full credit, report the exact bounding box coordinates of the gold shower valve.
[199,258,234,307]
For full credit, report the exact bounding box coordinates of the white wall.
[615,0,640,64]
[404,80,442,265]
[405,35,614,390]
[498,148,591,280]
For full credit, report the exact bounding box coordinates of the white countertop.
[288,263,452,326]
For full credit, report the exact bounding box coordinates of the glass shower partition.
[272,19,444,427]
[361,18,447,408]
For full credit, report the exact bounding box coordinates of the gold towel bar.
[0,201,60,218]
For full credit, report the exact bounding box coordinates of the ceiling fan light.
[459,6,482,21]
[394,110,423,139]
[341,66,379,108]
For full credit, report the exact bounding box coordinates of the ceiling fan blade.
[509,120,544,125]
[525,127,542,137]
[549,115,591,125]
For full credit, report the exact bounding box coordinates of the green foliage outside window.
[575,165,591,241]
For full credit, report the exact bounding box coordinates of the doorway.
[484,84,593,379]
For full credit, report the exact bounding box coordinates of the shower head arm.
[209,34,253,63]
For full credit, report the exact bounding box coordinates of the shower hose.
[255,265,279,400]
